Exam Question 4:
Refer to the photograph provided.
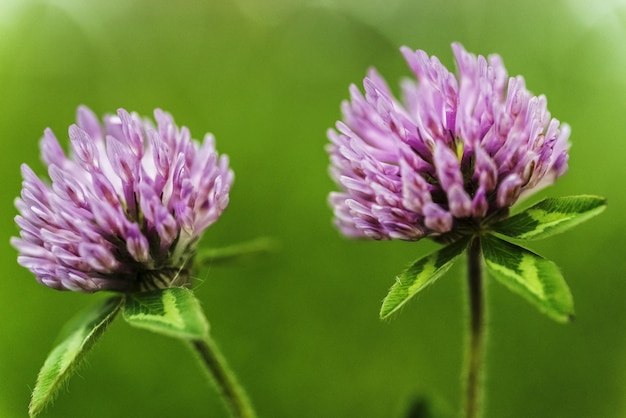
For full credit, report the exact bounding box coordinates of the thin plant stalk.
[465,236,485,418]
[191,336,257,418]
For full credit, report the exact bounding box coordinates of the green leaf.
[380,237,470,319]
[29,296,123,417]
[122,287,209,340]
[196,237,279,266]
[482,234,574,322]
[492,195,606,240]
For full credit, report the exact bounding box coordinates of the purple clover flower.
[328,43,570,243]
[12,107,233,292]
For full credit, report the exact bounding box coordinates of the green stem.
[465,236,485,418]
[191,336,257,418]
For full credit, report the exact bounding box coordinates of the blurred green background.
[1,0,624,417]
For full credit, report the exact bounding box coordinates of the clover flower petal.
[12,107,233,292]
[328,43,570,242]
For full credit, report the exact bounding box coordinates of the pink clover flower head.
[328,43,570,242]
[12,106,233,292]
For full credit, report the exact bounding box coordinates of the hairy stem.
[465,236,485,418]
[191,336,257,418]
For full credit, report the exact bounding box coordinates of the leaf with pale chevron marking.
[29,296,123,417]
[493,195,606,241]
[482,235,574,322]
[380,237,470,319]
[122,287,209,340]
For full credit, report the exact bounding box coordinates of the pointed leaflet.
[29,296,123,417]
[492,195,606,240]
[122,287,209,340]
[380,237,470,319]
[196,237,278,266]
[482,234,574,322]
